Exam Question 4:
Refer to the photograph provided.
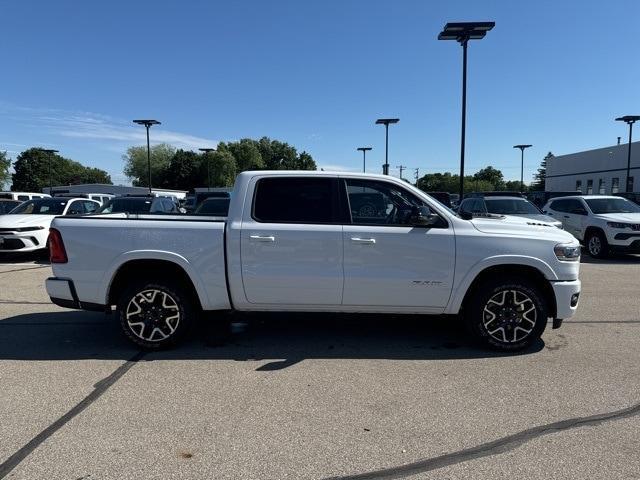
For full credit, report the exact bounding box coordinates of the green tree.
[123,143,175,187]
[0,151,10,190]
[505,180,529,192]
[207,150,237,187]
[161,149,201,190]
[255,137,316,170]
[417,172,494,194]
[11,148,111,191]
[225,139,264,171]
[530,152,552,191]
[473,166,505,190]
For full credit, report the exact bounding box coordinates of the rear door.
[240,176,344,305]
[341,178,455,309]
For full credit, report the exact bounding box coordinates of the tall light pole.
[375,118,399,175]
[40,149,59,193]
[133,119,161,194]
[199,148,216,191]
[513,144,532,192]
[438,21,495,200]
[357,147,372,173]
[615,115,640,192]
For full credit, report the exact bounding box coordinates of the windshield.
[0,201,20,214]
[485,198,541,215]
[98,198,152,214]
[9,199,68,215]
[585,197,640,214]
[195,198,230,216]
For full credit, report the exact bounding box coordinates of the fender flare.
[101,250,211,308]
[445,255,557,314]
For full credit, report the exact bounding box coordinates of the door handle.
[250,235,275,242]
[351,237,376,244]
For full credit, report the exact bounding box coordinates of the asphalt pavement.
[0,253,638,479]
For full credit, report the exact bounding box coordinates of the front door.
[240,176,344,305]
[341,178,455,308]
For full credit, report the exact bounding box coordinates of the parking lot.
[0,255,638,479]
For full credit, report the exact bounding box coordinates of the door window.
[17,195,29,201]
[66,201,84,215]
[344,179,434,226]
[565,199,587,215]
[550,199,569,212]
[253,177,337,224]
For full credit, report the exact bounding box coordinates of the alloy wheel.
[588,236,601,256]
[482,289,537,343]
[125,289,180,342]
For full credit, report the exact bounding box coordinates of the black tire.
[116,281,195,349]
[585,229,609,258]
[465,276,548,351]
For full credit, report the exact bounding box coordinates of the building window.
[598,179,605,194]
[575,180,582,192]
[587,179,593,194]
[612,178,619,194]
[628,177,635,193]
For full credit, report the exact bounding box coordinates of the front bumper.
[0,231,47,252]
[551,279,581,320]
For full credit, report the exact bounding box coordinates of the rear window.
[253,177,336,223]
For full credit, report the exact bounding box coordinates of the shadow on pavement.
[0,251,50,265]
[580,253,640,265]
[0,310,544,366]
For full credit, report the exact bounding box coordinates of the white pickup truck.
[46,171,582,351]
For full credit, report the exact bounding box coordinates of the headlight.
[16,226,45,232]
[554,243,581,261]
[607,221,632,229]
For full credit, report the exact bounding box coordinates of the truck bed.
[50,215,231,311]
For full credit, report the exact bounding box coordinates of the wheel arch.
[453,263,557,319]
[107,258,204,311]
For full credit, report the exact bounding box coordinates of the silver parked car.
[459,196,563,228]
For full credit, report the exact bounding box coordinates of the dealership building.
[545,141,640,194]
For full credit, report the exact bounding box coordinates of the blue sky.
[1,0,639,185]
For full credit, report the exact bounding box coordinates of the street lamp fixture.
[513,144,532,192]
[40,149,59,192]
[615,115,640,192]
[199,148,216,191]
[133,119,161,194]
[438,21,495,199]
[375,118,399,175]
[357,147,372,173]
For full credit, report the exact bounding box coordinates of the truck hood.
[0,214,55,229]
[593,213,640,223]
[470,214,574,241]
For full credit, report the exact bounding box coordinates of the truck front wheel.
[116,281,194,349]
[465,276,548,351]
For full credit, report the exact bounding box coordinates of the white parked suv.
[542,195,640,258]
[0,197,100,253]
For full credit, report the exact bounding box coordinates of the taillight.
[49,228,68,263]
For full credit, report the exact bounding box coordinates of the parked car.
[184,191,231,213]
[426,192,452,208]
[97,196,180,215]
[0,199,21,215]
[466,191,526,198]
[527,191,581,209]
[194,197,230,216]
[542,195,640,258]
[0,197,99,253]
[0,192,50,202]
[458,196,562,228]
[614,192,640,206]
[46,171,581,352]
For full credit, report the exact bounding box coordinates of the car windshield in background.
[485,198,541,214]
[9,199,67,215]
[98,198,152,214]
[194,198,230,216]
[585,198,640,214]
[0,201,20,214]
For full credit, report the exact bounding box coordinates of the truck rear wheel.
[465,276,548,351]
[116,281,194,349]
